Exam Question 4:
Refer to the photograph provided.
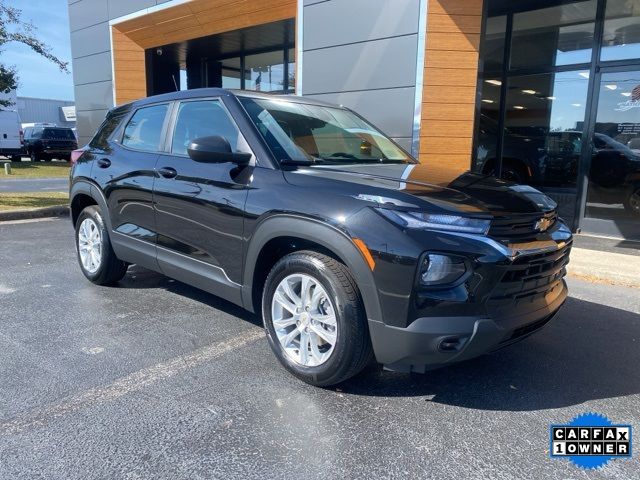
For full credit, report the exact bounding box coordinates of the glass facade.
[203,49,294,93]
[477,0,640,239]
[600,0,640,61]
[245,50,286,92]
[585,70,640,229]
[510,1,597,69]
[146,21,295,96]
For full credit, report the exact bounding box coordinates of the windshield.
[239,97,414,165]
[43,128,75,140]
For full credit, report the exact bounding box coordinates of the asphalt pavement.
[0,217,638,479]
[0,177,68,193]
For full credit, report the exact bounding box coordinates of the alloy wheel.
[78,218,102,274]
[270,273,338,367]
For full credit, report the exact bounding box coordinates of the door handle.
[158,166,177,179]
[97,158,111,169]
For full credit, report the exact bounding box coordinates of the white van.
[0,110,24,160]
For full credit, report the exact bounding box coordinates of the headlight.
[376,208,491,234]
[420,254,467,286]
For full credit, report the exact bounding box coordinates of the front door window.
[585,70,640,233]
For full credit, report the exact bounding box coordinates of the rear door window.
[122,104,169,152]
[90,111,127,150]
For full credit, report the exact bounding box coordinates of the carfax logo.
[550,413,632,469]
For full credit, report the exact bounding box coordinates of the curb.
[567,247,640,289]
[0,205,69,222]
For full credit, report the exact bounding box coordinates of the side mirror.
[187,135,251,166]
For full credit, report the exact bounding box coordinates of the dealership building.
[68,0,640,240]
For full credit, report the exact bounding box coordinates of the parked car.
[588,132,640,216]
[24,126,78,162]
[0,109,24,160]
[476,116,583,188]
[475,114,540,184]
[70,89,572,386]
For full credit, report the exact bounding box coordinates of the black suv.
[70,89,572,386]
[24,126,78,162]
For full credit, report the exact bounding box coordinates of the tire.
[501,165,524,183]
[29,151,39,163]
[484,161,526,184]
[75,205,128,285]
[623,185,640,217]
[262,250,373,387]
[10,155,21,162]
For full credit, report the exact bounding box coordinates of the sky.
[2,0,74,100]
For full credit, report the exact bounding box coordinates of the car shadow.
[116,266,639,411]
[341,297,640,411]
[117,265,263,328]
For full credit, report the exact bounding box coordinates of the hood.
[284,163,557,217]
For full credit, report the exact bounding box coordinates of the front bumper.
[0,147,25,156]
[369,278,568,373]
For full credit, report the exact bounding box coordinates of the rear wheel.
[75,205,128,285]
[624,185,640,217]
[29,151,39,163]
[262,251,373,387]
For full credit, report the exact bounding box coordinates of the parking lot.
[0,217,638,479]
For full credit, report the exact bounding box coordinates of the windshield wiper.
[318,157,408,164]
[279,157,327,166]
[280,158,313,166]
[280,157,409,167]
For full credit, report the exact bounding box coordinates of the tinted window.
[122,104,169,151]
[90,111,127,149]
[171,100,243,155]
[42,128,75,140]
[32,128,43,139]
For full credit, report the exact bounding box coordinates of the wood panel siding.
[112,27,146,105]
[111,0,296,105]
[415,0,483,185]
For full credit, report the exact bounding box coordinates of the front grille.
[489,211,557,240]
[489,241,572,307]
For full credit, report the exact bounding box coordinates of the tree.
[0,1,68,107]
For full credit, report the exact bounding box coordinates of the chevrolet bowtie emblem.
[534,217,552,232]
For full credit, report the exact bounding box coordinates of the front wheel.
[262,251,373,387]
[75,205,128,285]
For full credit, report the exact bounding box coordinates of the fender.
[241,214,383,323]
[70,178,159,271]
[69,178,112,231]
